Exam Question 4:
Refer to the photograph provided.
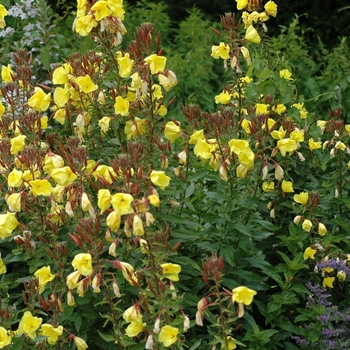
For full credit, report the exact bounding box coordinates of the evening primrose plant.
[1,0,350,349]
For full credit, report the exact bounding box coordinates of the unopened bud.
[296,152,305,162]
[153,318,160,334]
[113,282,121,298]
[237,302,245,318]
[183,316,190,333]
[219,165,228,181]
[262,165,268,180]
[270,208,275,218]
[294,215,302,224]
[108,242,117,257]
[335,187,339,198]
[195,310,203,326]
[145,334,154,349]
[274,164,284,180]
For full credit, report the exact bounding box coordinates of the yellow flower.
[272,104,287,115]
[0,326,11,347]
[119,261,138,285]
[98,189,111,214]
[133,215,144,236]
[161,263,181,282]
[277,138,298,156]
[262,181,274,192]
[241,119,252,134]
[302,219,313,232]
[108,0,125,19]
[8,168,23,187]
[117,52,134,78]
[189,129,205,145]
[245,25,260,44]
[0,258,6,275]
[53,109,67,124]
[309,138,322,151]
[335,141,346,151]
[124,117,147,139]
[28,87,51,112]
[34,266,55,293]
[50,166,77,186]
[114,96,129,116]
[66,270,81,289]
[279,69,292,80]
[106,210,121,232]
[1,64,13,83]
[318,120,327,132]
[111,193,134,216]
[81,192,91,212]
[10,134,26,155]
[158,70,177,91]
[236,164,248,178]
[235,0,248,10]
[74,336,88,350]
[318,223,327,236]
[303,247,316,260]
[123,305,142,323]
[337,271,346,282]
[52,66,69,85]
[53,87,70,108]
[292,102,308,119]
[125,319,145,337]
[150,170,171,190]
[281,180,294,193]
[72,253,93,276]
[159,325,179,347]
[294,192,309,205]
[221,336,237,350]
[76,75,98,94]
[211,42,230,60]
[98,116,111,135]
[164,121,181,142]
[231,286,257,305]
[322,277,335,288]
[144,54,167,74]
[271,126,286,140]
[0,101,5,117]
[228,139,249,155]
[194,139,216,160]
[215,91,232,104]
[148,194,160,207]
[255,103,269,115]
[0,212,20,240]
[17,311,42,340]
[29,179,52,197]
[264,0,278,17]
[91,0,111,21]
[74,13,98,36]
[40,324,63,345]
[290,129,304,142]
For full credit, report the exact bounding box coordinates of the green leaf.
[189,339,202,350]
[40,47,51,70]
[259,69,274,81]
[185,183,195,198]
[98,330,115,342]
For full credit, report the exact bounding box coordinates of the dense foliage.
[0,0,350,349]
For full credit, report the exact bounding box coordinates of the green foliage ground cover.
[0,0,350,349]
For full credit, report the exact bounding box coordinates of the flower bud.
[183,316,190,333]
[262,164,268,180]
[293,215,302,224]
[113,282,121,298]
[274,164,284,180]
